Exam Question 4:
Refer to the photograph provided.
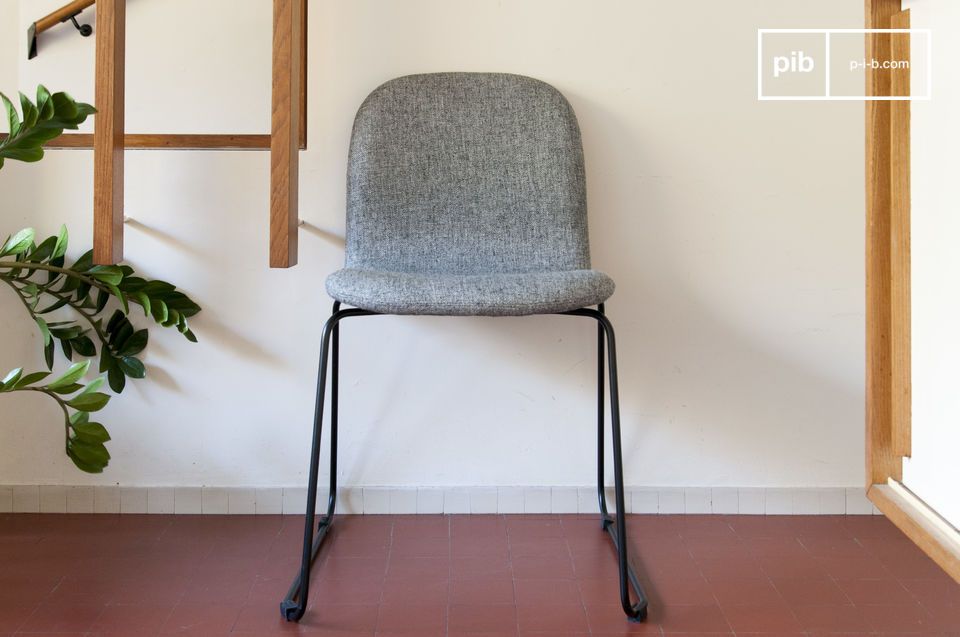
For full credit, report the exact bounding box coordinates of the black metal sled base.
[281,303,648,623]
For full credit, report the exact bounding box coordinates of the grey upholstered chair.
[282,72,648,623]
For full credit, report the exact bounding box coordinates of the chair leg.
[597,303,608,518]
[594,306,649,622]
[281,302,371,622]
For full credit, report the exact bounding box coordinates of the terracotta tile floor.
[0,513,958,636]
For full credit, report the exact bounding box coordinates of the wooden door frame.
[864,0,960,584]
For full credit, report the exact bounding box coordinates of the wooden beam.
[270,0,302,268]
[31,133,273,149]
[890,10,912,459]
[865,0,904,485]
[869,484,960,585]
[93,0,125,265]
[300,0,308,150]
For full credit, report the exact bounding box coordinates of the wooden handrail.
[28,0,96,59]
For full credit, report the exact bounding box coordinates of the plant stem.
[0,260,110,295]
[36,286,110,345]
[0,276,39,322]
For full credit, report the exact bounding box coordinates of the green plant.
[0,85,95,168]
[0,227,201,472]
[1,88,201,473]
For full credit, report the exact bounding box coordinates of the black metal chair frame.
[281,301,649,623]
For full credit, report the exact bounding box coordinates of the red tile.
[720,603,803,632]
[697,556,766,579]
[771,576,849,605]
[309,576,383,605]
[450,577,515,605]
[381,576,448,604]
[512,556,574,579]
[509,537,568,558]
[390,536,450,558]
[798,537,869,558]
[387,556,449,580]
[759,555,828,579]
[452,557,512,579]
[708,576,782,606]
[835,577,909,605]
[514,579,581,605]
[578,577,622,605]
[231,602,297,633]
[859,602,936,632]
[448,604,517,633]
[299,603,378,632]
[19,602,105,633]
[901,576,960,606]
[792,604,869,632]
[817,555,893,579]
[650,604,731,633]
[91,603,174,633]
[393,517,449,540]
[319,556,388,580]
[0,603,34,633]
[517,603,588,633]
[159,602,242,635]
[377,603,446,633]
[452,537,510,559]
[507,519,565,540]
[881,552,951,579]
[744,537,809,558]
[583,604,659,633]
[648,574,716,605]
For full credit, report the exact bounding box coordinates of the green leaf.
[95,289,109,313]
[151,299,168,324]
[75,376,105,397]
[72,250,93,272]
[13,371,51,389]
[27,235,57,262]
[66,392,110,412]
[35,316,52,346]
[1,367,23,390]
[68,437,110,467]
[51,225,68,259]
[69,410,89,426]
[88,265,123,286]
[118,329,148,357]
[0,228,36,257]
[118,356,145,379]
[107,364,125,393]
[36,85,52,119]
[47,361,91,390]
[67,447,104,473]
[2,92,20,138]
[133,291,151,317]
[73,422,110,443]
[70,335,96,357]
[43,338,54,370]
[50,383,83,395]
[37,296,70,314]
[19,92,38,129]
[107,284,128,314]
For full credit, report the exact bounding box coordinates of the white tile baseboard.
[0,485,879,515]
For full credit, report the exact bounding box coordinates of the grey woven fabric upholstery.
[325,72,615,316]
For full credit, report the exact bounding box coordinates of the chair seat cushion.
[325,268,615,316]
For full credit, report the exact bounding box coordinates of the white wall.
[0,0,866,491]
[901,0,960,527]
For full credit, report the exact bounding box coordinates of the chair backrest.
[345,73,590,275]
